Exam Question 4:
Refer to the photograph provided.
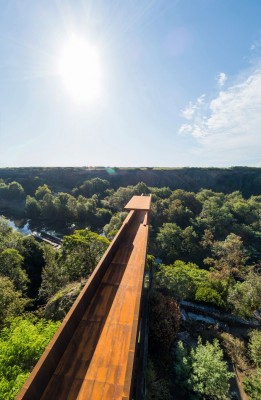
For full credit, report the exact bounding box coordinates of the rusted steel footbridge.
[17,195,151,400]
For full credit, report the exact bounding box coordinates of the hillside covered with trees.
[0,166,260,197]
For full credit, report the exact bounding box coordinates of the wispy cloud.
[181,94,205,120]
[179,66,261,166]
[217,72,227,87]
[250,39,261,52]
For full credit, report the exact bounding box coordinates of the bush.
[249,330,261,368]
[0,316,60,399]
[155,261,208,301]
[44,281,85,321]
[244,369,261,400]
[220,332,249,371]
[195,285,225,308]
[0,277,27,324]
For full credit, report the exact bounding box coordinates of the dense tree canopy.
[0,172,260,399]
[0,317,60,399]
[61,229,109,281]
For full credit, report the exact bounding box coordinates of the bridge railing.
[17,209,136,400]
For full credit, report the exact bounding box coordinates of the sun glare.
[57,34,102,104]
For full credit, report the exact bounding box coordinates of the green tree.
[227,191,259,226]
[103,211,128,240]
[21,236,45,299]
[25,196,41,219]
[95,207,112,227]
[102,182,150,211]
[190,338,233,399]
[61,229,109,281]
[196,193,234,238]
[170,189,202,215]
[150,186,172,199]
[0,316,60,399]
[156,223,182,264]
[150,197,170,228]
[0,277,27,324]
[167,199,193,228]
[206,233,248,281]
[174,338,233,399]
[181,226,201,263]
[0,248,28,292]
[0,181,9,199]
[38,245,67,301]
[0,218,23,254]
[40,192,56,221]
[173,341,192,395]
[7,181,25,200]
[73,177,110,198]
[35,184,51,200]
[55,192,77,222]
[227,270,261,317]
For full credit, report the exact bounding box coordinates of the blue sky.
[0,0,261,167]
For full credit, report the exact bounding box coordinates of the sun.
[57,34,102,104]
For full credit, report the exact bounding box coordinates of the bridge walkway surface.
[17,196,151,400]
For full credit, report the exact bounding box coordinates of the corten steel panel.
[16,196,150,400]
[124,195,151,211]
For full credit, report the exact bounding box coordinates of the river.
[1,216,65,240]
[5,218,32,235]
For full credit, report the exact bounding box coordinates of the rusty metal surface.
[124,195,151,211]
[16,197,150,400]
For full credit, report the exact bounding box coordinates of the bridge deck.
[38,210,148,400]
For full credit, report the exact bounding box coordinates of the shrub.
[0,316,60,399]
[0,277,27,325]
[149,291,180,350]
[249,330,261,368]
[220,332,249,371]
[244,369,261,400]
[155,261,208,300]
[195,285,225,308]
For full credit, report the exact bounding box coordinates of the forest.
[0,168,260,399]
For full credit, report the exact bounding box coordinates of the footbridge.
[17,195,151,400]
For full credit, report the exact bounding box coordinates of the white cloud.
[250,39,261,52]
[178,123,193,134]
[217,72,227,87]
[179,67,261,166]
[181,94,205,120]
